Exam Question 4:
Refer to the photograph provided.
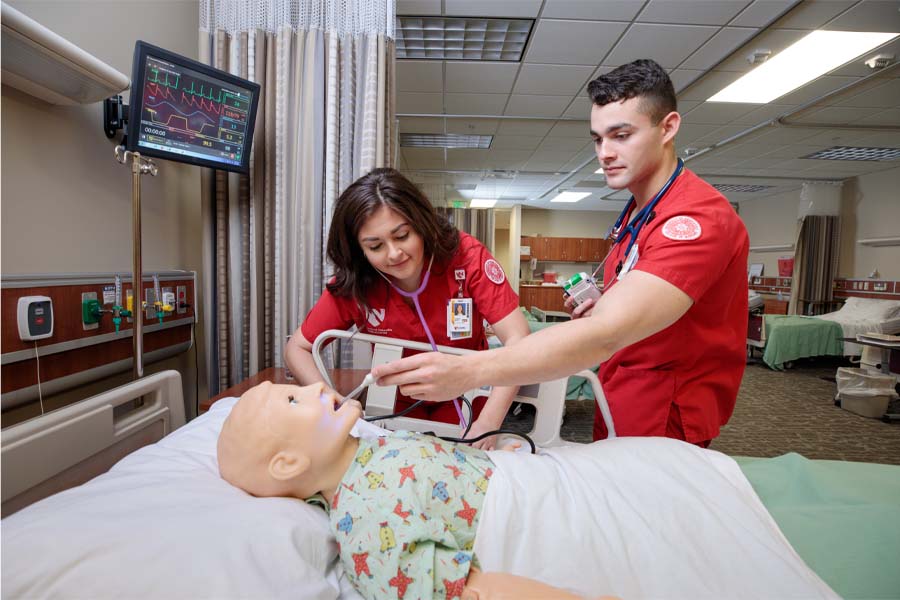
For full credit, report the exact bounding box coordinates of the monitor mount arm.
[103,95,128,140]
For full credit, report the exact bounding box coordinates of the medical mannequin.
[217,382,610,600]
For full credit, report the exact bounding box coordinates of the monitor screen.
[126,41,260,174]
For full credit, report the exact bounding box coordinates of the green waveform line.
[147,68,180,89]
[183,81,224,104]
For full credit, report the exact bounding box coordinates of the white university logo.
[367,308,386,328]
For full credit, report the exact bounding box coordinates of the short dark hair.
[325,168,459,309]
[587,59,677,124]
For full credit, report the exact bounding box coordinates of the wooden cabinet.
[763,299,789,315]
[521,236,607,263]
[518,285,567,312]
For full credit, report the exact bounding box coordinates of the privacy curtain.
[436,207,496,250]
[790,215,840,316]
[199,0,396,394]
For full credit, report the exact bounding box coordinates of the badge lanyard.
[591,158,685,281]
[380,256,468,428]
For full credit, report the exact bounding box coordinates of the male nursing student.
[374,59,750,448]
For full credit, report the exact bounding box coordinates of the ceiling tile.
[483,150,535,170]
[444,0,543,18]
[513,64,595,96]
[730,0,800,27]
[548,120,592,137]
[444,93,509,114]
[445,148,490,170]
[776,75,859,105]
[496,119,555,136]
[829,38,900,76]
[682,101,760,124]
[823,0,900,32]
[794,106,884,125]
[537,137,592,153]
[505,94,572,117]
[853,108,900,128]
[605,23,719,69]
[730,102,794,125]
[677,123,722,143]
[541,0,645,21]
[523,151,571,171]
[398,92,444,113]
[795,129,875,147]
[399,116,447,132]
[669,69,705,92]
[402,147,445,169]
[563,97,593,119]
[445,62,520,94]
[836,79,900,109]
[446,119,500,134]
[680,27,759,70]
[639,0,752,26]
[491,135,543,150]
[749,127,821,145]
[397,0,441,15]
[771,0,855,29]
[397,60,444,92]
[525,19,629,65]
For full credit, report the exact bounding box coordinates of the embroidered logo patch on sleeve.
[662,216,702,241]
[484,259,505,284]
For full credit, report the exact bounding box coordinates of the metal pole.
[132,152,143,379]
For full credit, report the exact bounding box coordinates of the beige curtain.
[436,207,496,250]
[789,215,840,316]
[200,2,395,394]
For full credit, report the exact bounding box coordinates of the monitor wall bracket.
[104,95,128,139]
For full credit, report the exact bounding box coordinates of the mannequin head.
[217,381,361,499]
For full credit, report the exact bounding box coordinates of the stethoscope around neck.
[593,158,685,279]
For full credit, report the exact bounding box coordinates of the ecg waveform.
[137,58,253,166]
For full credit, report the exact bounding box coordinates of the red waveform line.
[180,91,223,116]
[146,82,176,102]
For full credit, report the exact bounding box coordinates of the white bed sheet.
[817,297,900,356]
[1,397,364,600]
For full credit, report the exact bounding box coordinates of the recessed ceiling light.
[400,133,492,149]
[594,168,604,174]
[550,191,590,203]
[802,146,900,161]
[396,17,534,61]
[708,30,899,104]
[469,198,497,208]
[712,184,776,193]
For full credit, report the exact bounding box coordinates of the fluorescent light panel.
[708,30,898,104]
[469,198,497,208]
[550,191,590,203]
[594,167,604,174]
[396,17,533,61]
[400,133,492,149]
[803,146,900,161]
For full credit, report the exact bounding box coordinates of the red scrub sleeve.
[457,234,520,325]
[299,287,359,346]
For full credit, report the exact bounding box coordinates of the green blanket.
[737,454,900,599]
[763,315,844,370]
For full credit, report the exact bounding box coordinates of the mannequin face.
[217,381,361,498]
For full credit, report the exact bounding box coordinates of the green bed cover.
[763,315,844,370]
[736,453,900,599]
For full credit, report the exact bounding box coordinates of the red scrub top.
[595,169,749,444]
[302,232,519,423]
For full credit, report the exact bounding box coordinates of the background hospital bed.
[759,297,900,370]
[3,370,900,598]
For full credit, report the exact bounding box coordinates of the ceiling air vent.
[396,17,533,61]
[400,133,492,149]
[802,146,900,161]
[712,184,776,193]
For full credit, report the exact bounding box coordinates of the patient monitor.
[311,330,614,447]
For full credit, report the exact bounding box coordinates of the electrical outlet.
[873,282,888,292]
[176,285,187,314]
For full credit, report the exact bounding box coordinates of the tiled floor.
[505,358,900,465]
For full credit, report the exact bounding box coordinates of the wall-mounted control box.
[17,296,54,341]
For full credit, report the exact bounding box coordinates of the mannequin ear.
[268,451,311,481]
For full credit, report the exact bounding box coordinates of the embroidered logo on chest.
[662,215,702,241]
[483,259,505,284]
[366,308,386,328]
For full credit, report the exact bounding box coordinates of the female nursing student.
[284,168,529,450]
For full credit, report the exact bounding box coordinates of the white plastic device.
[17,296,54,341]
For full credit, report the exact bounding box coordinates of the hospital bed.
[759,297,900,370]
[3,369,900,597]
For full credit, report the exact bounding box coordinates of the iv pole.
[114,145,157,379]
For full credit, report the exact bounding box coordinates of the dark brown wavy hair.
[587,59,677,125]
[326,168,460,309]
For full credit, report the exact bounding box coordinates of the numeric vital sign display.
[127,42,260,173]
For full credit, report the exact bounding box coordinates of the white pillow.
[841,296,900,320]
[1,398,346,600]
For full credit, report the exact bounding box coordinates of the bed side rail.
[1,370,185,517]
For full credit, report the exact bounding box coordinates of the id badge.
[618,245,639,278]
[447,298,473,339]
